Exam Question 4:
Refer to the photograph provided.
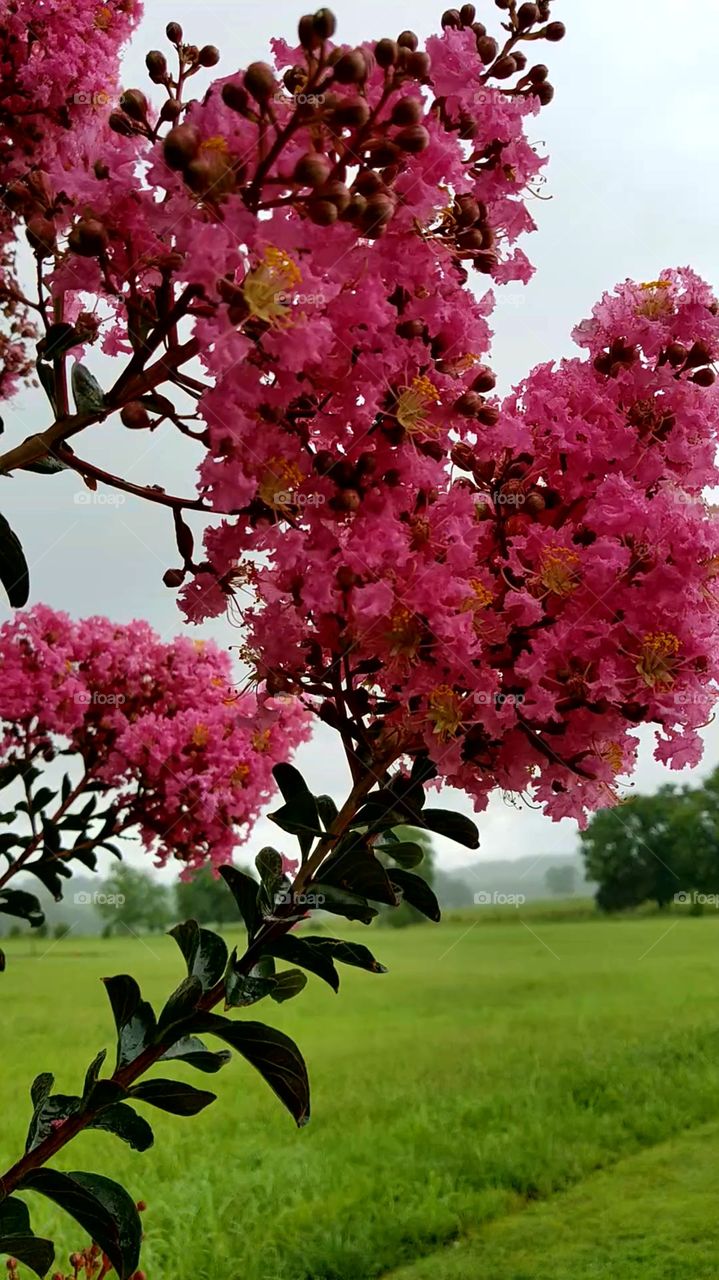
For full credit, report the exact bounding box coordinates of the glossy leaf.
[169,920,228,991]
[264,935,339,992]
[420,808,480,849]
[102,975,157,1069]
[218,865,259,936]
[88,1103,154,1152]
[159,1035,231,1075]
[129,1078,216,1116]
[19,1169,141,1280]
[388,869,441,921]
[0,511,30,607]
[190,1014,310,1126]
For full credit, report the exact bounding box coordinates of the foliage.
[544,864,577,898]
[96,867,173,936]
[175,866,256,927]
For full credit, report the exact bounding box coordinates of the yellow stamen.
[538,547,580,597]
[230,763,250,786]
[636,632,681,689]
[242,247,301,325]
[426,686,463,739]
[385,605,422,661]
[192,723,210,747]
[257,457,304,514]
[395,375,441,436]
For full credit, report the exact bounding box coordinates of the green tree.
[97,865,172,935]
[544,864,577,898]
[176,866,255,926]
[581,788,683,911]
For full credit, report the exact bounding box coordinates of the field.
[3,908,719,1279]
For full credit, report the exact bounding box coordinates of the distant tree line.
[581,770,719,912]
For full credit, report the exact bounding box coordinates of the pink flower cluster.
[0,606,310,868]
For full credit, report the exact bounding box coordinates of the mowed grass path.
[2,913,719,1279]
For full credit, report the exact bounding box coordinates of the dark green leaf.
[264,935,339,992]
[26,1094,82,1153]
[190,1014,310,1127]
[420,808,479,849]
[30,1074,54,1110]
[0,888,44,927]
[88,1103,154,1152]
[300,936,387,974]
[82,1050,107,1100]
[0,511,29,608]
[321,836,398,906]
[388,869,441,921]
[19,1169,141,1280]
[309,883,378,924]
[158,975,203,1032]
[102,975,157,1069]
[0,1197,31,1235]
[168,921,228,990]
[130,1078,216,1116]
[26,857,72,900]
[0,1230,54,1277]
[225,952,276,1009]
[376,840,425,869]
[159,1035,231,1075]
[270,969,307,1003]
[315,794,339,830]
[218,865,259,936]
[269,764,321,858]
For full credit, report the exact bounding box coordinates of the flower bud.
[365,138,401,166]
[397,29,419,49]
[120,89,148,121]
[391,96,423,125]
[332,97,371,127]
[492,55,517,79]
[476,35,499,62]
[472,365,497,392]
[691,368,716,387]
[665,341,687,367]
[318,179,351,212]
[394,124,430,153]
[68,217,109,257]
[451,442,475,470]
[244,61,277,102]
[442,9,462,27]
[108,110,135,136]
[333,49,367,84]
[396,318,425,339]
[145,50,168,81]
[406,50,431,78]
[25,216,56,256]
[121,401,152,429]
[313,7,336,38]
[221,80,249,113]
[513,51,527,71]
[517,2,540,27]
[166,21,183,42]
[308,197,339,224]
[455,391,484,416]
[471,21,487,37]
[359,192,395,236]
[330,488,361,512]
[534,81,554,105]
[460,3,476,22]
[544,21,566,40]
[298,14,320,47]
[163,123,200,170]
[160,97,183,122]
[477,403,500,424]
[163,568,185,587]
[294,151,333,187]
[199,44,220,66]
[529,63,549,82]
[375,38,399,67]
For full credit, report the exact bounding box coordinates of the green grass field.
[3,909,719,1279]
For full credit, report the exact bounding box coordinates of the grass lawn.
[2,910,719,1278]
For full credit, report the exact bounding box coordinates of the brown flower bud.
[477,403,500,425]
[163,567,185,587]
[160,97,183,122]
[313,7,337,38]
[476,35,499,62]
[298,14,320,47]
[460,3,476,22]
[517,2,540,27]
[121,401,152,429]
[221,80,249,113]
[108,110,135,136]
[333,49,368,83]
[391,96,423,125]
[365,138,401,166]
[495,0,511,8]
[534,81,554,105]
[544,21,566,40]
[163,123,200,170]
[394,124,430,153]
[331,488,362,512]
[93,159,110,180]
[396,318,425,339]
[397,29,419,49]
[308,197,339,224]
[341,192,368,221]
[492,55,518,79]
[454,193,480,225]
[353,169,386,195]
[294,151,333,187]
[145,50,168,81]
[513,51,528,71]
[525,491,546,515]
[665,341,687,367]
[165,21,183,42]
[451,442,476,470]
[472,365,497,392]
[471,21,487,37]
[455,390,484,416]
[199,44,220,67]
[331,97,371,127]
[25,216,56,257]
[68,217,109,257]
[686,339,714,367]
[457,228,486,254]
[528,62,549,82]
[406,50,431,78]
[318,179,351,212]
[313,449,336,475]
[691,367,717,387]
[359,192,395,237]
[119,89,148,121]
[244,61,277,102]
[442,9,462,28]
[375,38,399,67]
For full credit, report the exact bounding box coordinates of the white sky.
[2,0,719,873]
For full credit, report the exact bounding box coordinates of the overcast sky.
[2,0,719,874]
